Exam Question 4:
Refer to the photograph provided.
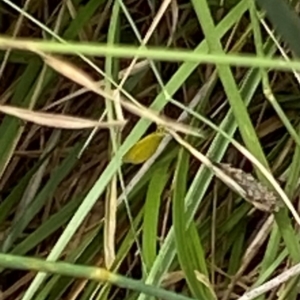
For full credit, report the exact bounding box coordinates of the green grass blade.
[191,0,268,174]
[255,0,300,57]
[10,194,84,255]
[1,143,82,253]
[0,157,46,226]
[0,253,200,300]
[227,220,246,277]
[173,148,214,299]
[143,165,170,274]
[21,2,250,297]
[138,36,277,300]
[0,60,42,178]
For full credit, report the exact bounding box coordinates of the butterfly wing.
[123,132,165,164]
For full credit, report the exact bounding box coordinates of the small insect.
[123,127,166,164]
[214,162,280,213]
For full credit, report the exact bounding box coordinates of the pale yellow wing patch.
[123,131,165,164]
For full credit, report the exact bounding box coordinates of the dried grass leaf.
[0,105,125,129]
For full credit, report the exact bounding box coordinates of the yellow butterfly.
[123,127,166,164]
